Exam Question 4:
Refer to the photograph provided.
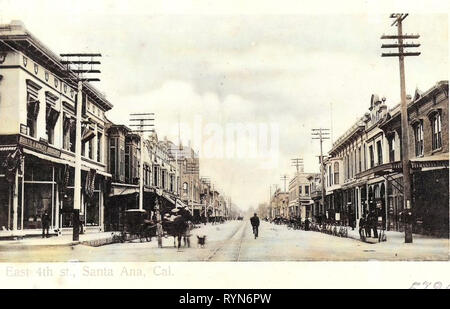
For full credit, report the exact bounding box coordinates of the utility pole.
[185,160,199,216]
[291,158,304,173]
[201,177,210,221]
[381,13,420,243]
[280,175,288,193]
[61,53,101,241]
[130,113,155,210]
[312,128,330,216]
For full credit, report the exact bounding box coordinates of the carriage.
[114,209,156,243]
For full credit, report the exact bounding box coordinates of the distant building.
[288,169,319,220]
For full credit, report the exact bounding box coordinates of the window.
[389,136,395,162]
[376,140,383,165]
[334,162,339,185]
[414,122,424,157]
[125,145,130,182]
[45,92,59,144]
[358,147,362,173]
[45,105,59,144]
[109,138,116,176]
[26,80,41,138]
[305,185,309,195]
[432,113,442,150]
[97,132,103,162]
[153,167,158,186]
[299,185,302,195]
[88,138,94,160]
[183,182,188,194]
[328,165,332,186]
[369,145,374,168]
[26,95,39,138]
[363,145,367,170]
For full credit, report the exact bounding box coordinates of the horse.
[162,207,193,249]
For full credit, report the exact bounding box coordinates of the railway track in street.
[205,221,248,261]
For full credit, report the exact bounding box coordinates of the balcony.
[356,161,402,179]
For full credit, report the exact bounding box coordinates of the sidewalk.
[0,231,121,248]
[346,227,449,248]
[0,221,234,249]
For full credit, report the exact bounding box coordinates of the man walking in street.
[250,213,260,239]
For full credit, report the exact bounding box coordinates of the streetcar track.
[205,221,247,261]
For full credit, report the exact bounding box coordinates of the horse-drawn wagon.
[114,209,156,243]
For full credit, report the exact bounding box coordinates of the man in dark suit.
[250,213,260,239]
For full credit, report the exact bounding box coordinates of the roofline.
[0,21,113,111]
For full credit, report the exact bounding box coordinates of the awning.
[23,148,111,177]
[109,184,139,197]
[23,148,68,165]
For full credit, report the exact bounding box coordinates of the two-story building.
[0,21,112,236]
[325,81,448,236]
[288,169,319,220]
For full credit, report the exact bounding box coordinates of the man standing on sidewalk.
[250,213,260,239]
[41,210,50,238]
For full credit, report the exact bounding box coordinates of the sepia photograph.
[0,0,448,290]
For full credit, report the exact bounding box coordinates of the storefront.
[0,135,108,236]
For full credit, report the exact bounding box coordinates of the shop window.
[414,121,424,157]
[432,113,442,150]
[23,183,53,229]
[86,192,100,226]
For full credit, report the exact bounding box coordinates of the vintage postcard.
[0,0,448,289]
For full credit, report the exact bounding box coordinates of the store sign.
[18,135,61,158]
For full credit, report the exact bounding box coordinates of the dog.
[197,235,207,248]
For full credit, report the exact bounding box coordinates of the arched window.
[334,162,339,185]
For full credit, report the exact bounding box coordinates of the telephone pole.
[312,128,330,215]
[185,160,199,216]
[60,53,102,241]
[280,175,288,193]
[130,113,155,210]
[381,13,420,243]
[291,158,304,173]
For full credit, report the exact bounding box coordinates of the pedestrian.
[41,210,50,238]
[250,213,260,239]
[370,210,378,238]
[305,218,310,231]
[364,212,371,237]
[358,216,366,240]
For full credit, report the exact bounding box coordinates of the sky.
[1,1,448,211]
